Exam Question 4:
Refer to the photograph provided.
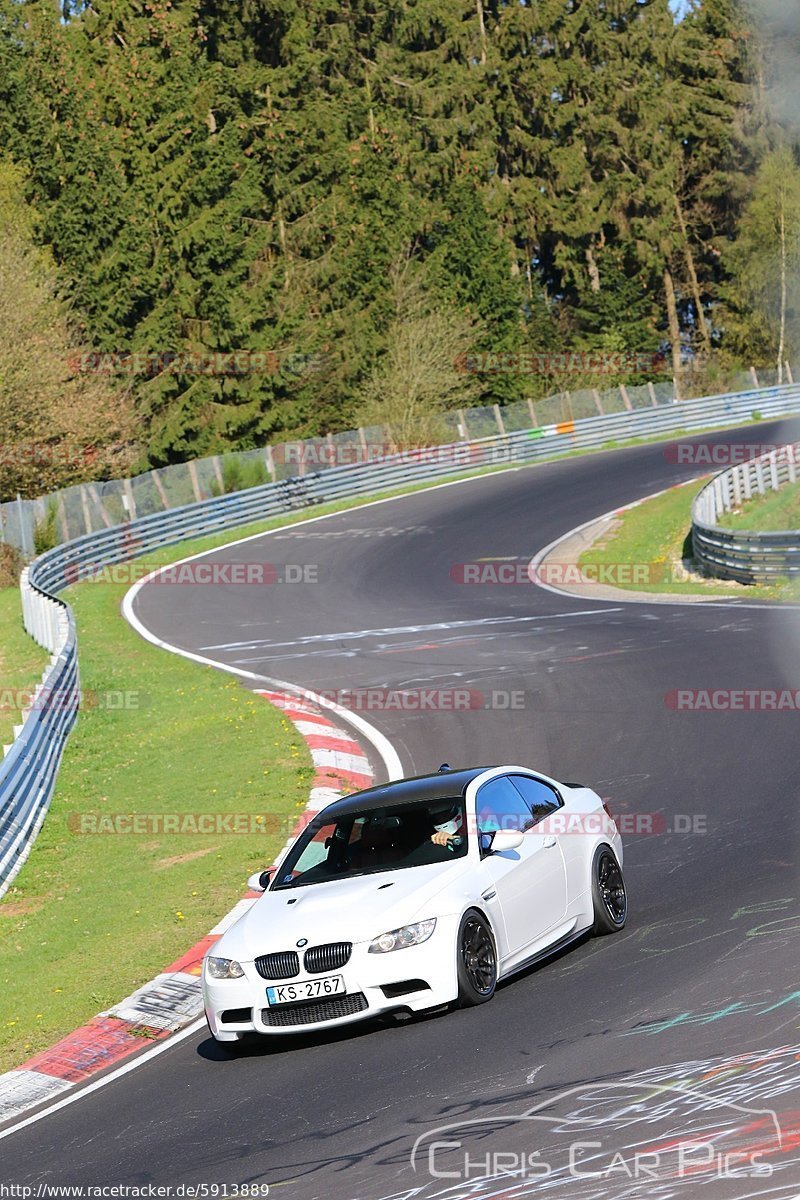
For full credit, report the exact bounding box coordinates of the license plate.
[266,975,345,1005]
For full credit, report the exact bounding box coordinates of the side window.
[476,777,536,834]
[509,775,562,825]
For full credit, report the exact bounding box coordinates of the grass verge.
[717,478,800,532]
[579,479,800,600]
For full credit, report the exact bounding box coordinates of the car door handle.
[543,837,557,848]
[481,889,497,901]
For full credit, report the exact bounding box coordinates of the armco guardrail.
[692,440,800,583]
[0,574,78,898]
[3,380,800,895]
[1,364,794,553]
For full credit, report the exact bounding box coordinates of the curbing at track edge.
[0,690,374,1124]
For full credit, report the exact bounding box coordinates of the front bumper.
[203,916,460,1039]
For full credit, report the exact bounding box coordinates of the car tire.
[591,845,627,934]
[456,909,497,1006]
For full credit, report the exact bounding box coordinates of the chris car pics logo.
[410,1073,783,1185]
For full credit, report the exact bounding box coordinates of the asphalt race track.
[4,420,800,1199]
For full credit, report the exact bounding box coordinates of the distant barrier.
[692,440,800,583]
[2,364,795,553]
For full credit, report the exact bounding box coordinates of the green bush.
[33,501,58,554]
[0,542,24,587]
[211,457,270,496]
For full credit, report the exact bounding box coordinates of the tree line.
[0,0,799,497]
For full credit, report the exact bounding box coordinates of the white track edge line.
[0,1018,206,1141]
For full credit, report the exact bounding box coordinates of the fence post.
[87,484,113,528]
[769,452,779,491]
[786,362,794,385]
[16,494,34,557]
[591,389,603,415]
[187,459,203,503]
[151,469,170,510]
[755,458,765,495]
[265,445,276,482]
[750,366,759,389]
[79,485,93,536]
[647,381,658,407]
[527,399,538,428]
[56,497,69,543]
[721,473,732,510]
[123,477,137,521]
[619,384,633,412]
[492,404,506,435]
[211,456,224,492]
[458,410,469,440]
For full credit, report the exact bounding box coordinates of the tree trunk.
[674,195,711,357]
[778,187,786,385]
[476,0,487,65]
[664,267,682,400]
[586,245,601,293]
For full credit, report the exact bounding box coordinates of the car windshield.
[272,797,469,888]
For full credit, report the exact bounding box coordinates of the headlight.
[368,918,436,954]
[205,955,245,979]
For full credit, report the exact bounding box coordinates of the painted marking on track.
[564,649,628,663]
[197,609,624,653]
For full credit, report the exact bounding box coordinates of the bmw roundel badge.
[296,938,308,947]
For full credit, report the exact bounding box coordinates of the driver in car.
[428,802,465,850]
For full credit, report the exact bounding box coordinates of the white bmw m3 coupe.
[203,764,626,1044]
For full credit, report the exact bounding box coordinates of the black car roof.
[316,766,493,822]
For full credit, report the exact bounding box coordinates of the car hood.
[216,861,468,962]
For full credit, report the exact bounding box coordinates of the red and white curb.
[0,691,374,1124]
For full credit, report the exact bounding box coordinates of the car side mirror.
[247,870,271,892]
[480,829,524,856]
